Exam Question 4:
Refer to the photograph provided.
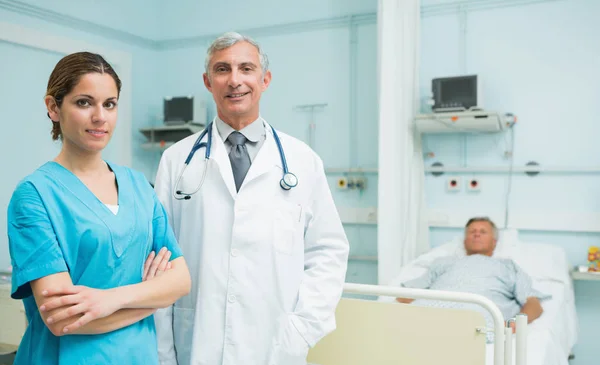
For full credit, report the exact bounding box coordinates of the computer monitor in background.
[163,96,207,126]
[164,96,194,125]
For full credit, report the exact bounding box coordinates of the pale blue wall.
[156,0,376,39]
[421,1,600,364]
[0,3,161,269]
[1,0,598,363]
[16,0,161,39]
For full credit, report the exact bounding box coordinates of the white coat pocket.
[269,316,310,365]
[173,307,195,365]
[273,202,304,255]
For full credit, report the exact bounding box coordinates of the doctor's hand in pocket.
[269,316,310,365]
[143,247,172,281]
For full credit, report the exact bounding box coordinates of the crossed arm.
[32,249,190,336]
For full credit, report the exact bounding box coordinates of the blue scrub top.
[7,161,183,365]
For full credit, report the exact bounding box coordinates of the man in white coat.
[153,31,349,365]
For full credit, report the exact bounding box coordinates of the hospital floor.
[0,352,15,365]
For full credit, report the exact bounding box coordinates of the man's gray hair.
[465,216,498,240]
[204,32,269,76]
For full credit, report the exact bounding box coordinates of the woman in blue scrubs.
[7,52,191,365]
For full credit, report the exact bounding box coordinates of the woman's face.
[47,72,119,155]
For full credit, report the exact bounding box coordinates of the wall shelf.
[415,110,512,133]
[141,141,176,150]
[139,123,204,150]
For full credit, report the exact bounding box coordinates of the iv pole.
[293,103,328,150]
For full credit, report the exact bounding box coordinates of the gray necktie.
[227,131,251,191]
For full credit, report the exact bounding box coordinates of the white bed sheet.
[384,235,578,365]
[485,280,574,365]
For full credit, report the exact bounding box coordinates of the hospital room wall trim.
[154,14,377,50]
[338,207,600,234]
[0,21,133,167]
[0,0,563,51]
[338,207,600,233]
[154,0,563,49]
[421,0,565,17]
[0,0,156,48]
[424,166,600,174]
[326,166,600,174]
[428,209,600,234]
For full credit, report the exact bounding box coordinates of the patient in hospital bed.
[395,217,550,331]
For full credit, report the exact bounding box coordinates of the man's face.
[203,41,271,123]
[464,221,497,256]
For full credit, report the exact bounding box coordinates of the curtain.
[377,0,429,285]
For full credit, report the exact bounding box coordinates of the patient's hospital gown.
[402,254,549,340]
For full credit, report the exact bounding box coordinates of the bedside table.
[571,271,600,281]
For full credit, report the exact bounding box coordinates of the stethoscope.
[173,120,298,200]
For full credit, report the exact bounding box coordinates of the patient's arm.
[519,296,543,323]
[393,271,436,304]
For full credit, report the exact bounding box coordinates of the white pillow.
[510,241,571,287]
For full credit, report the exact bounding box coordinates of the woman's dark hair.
[46,52,122,140]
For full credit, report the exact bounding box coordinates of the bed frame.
[307,283,528,365]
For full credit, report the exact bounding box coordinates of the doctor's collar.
[215,116,264,143]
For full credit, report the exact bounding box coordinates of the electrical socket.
[467,178,481,192]
[339,176,368,191]
[446,176,461,192]
[354,177,367,191]
[346,178,356,190]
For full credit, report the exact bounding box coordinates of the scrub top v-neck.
[8,161,182,365]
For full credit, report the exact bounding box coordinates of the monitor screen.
[164,96,193,123]
[441,77,476,102]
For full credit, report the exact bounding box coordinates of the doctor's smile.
[226,91,250,99]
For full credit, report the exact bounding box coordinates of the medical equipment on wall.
[431,75,482,112]
[173,121,298,200]
[293,103,327,150]
[163,96,207,126]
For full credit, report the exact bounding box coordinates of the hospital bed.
[308,283,525,365]
[307,230,577,365]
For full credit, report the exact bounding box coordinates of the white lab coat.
[153,120,349,365]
